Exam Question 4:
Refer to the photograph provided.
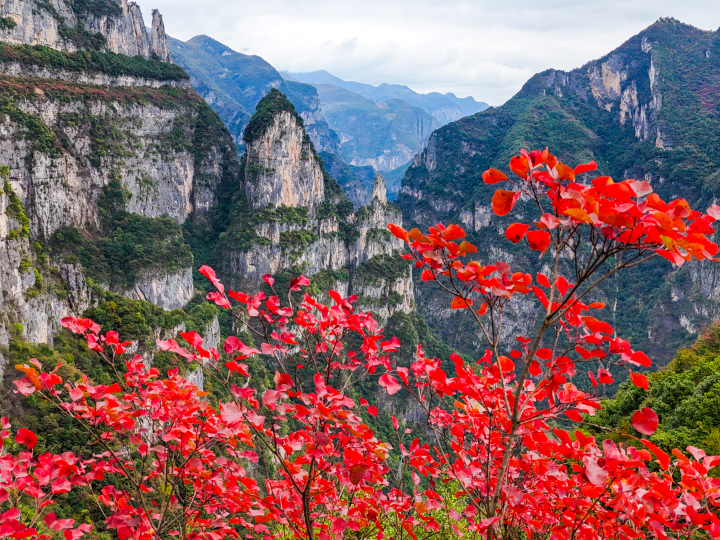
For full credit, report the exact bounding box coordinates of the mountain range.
[283,69,489,124]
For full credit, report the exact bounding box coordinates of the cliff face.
[397,18,720,365]
[0,0,171,59]
[0,0,240,353]
[244,110,324,211]
[218,90,413,322]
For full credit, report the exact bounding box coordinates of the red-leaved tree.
[4,147,720,540]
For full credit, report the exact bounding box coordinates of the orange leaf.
[541,147,558,169]
[505,223,529,243]
[451,297,473,310]
[492,189,519,217]
[459,241,477,254]
[526,230,551,254]
[498,355,515,373]
[387,223,409,242]
[564,208,593,224]
[630,371,649,391]
[555,163,575,181]
[408,228,431,243]
[482,168,509,184]
[509,155,530,179]
[476,302,488,316]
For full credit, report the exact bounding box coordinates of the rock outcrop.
[0,0,173,61]
[244,110,325,212]
[124,268,194,310]
[150,9,171,62]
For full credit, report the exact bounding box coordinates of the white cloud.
[143,0,720,105]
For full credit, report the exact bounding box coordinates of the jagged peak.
[371,174,387,205]
[243,88,305,145]
[150,9,171,62]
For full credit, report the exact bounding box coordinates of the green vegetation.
[2,166,30,238]
[252,205,309,226]
[592,323,720,457]
[243,88,304,144]
[354,252,410,287]
[0,43,189,80]
[58,22,107,51]
[0,16,17,30]
[0,97,60,161]
[48,179,192,291]
[279,229,317,254]
[69,0,123,18]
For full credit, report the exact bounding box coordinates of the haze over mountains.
[283,69,489,125]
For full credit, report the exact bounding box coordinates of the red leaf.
[527,230,551,254]
[536,273,550,288]
[632,407,659,436]
[640,438,670,470]
[199,265,224,293]
[574,161,598,175]
[349,464,368,485]
[505,223,529,243]
[444,224,466,241]
[367,406,378,418]
[16,428,37,449]
[421,269,436,282]
[492,189,519,217]
[630,351,652,367]
[630,371,649,391]
[509,155,530,179]
[451,297,473,309]
[379,373,401,395]
[482,168,509,184]
[262,274,274,287]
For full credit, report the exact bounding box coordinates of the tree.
[5,147,720,540]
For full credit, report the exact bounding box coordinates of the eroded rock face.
[0,184,91,370]
[0,0,173,62]
[150,9,171,63]
[124,268,194,310]
[244,111,325,212]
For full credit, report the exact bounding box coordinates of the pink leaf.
[379,373,401,395]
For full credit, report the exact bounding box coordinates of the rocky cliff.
[203,89,414,323]
[0,0,240,362]
[0,0,171,59]
[397,18,720,365]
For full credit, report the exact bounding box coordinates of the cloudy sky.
[142,0,720,106]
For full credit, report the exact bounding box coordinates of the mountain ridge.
[283,68,489,124]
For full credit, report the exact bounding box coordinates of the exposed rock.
[0,0,174,62]
[150,9,171,63]
[124,268,194,310]
[244,110,324,212]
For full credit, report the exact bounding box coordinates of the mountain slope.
[313,83,438,171]
[286,69,489,124]
[397,18,720,365]
[168,35,341,156]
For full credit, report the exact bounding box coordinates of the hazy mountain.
[284,69,489,124]
[312,83,438,172]
[168,35,341,155]
[397,17,720,366]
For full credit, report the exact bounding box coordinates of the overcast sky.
[142,0,720,106]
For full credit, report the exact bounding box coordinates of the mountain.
[312,83,438,172]
[285,69,490,124]
[397,17,720,366]
[168,35,341,156]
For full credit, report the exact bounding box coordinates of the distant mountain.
[312,83,438,172]
[284,69,489,125]
[168,35,341,155]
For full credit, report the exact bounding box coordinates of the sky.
[141,0,720,106]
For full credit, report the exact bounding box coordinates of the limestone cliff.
[220,91,413,322]
[0,0,172,60]
[0,0,239,351]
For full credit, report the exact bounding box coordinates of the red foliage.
[6,147,720,540]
